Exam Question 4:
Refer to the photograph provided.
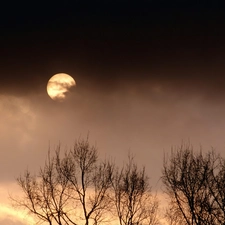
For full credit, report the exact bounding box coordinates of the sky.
[1,1,225,224]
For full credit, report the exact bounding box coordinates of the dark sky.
[1,2,225,224]
[1,1,225,97]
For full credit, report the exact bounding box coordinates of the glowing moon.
[47,73,76,101]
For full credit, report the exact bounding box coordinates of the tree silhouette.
[110,154,159,225]
[162,144,225,225]
[12,138,113,225]
[12,138,160,225]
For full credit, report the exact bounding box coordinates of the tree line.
[12,139,225,225]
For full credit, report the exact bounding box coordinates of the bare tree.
[12,138,113,225]
[162,144,225,225]
[14,150,75,225]
[111,154,159,225]
[206,152,225,224]
[57,138,113,225]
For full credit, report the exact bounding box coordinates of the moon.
[47,73,76,101]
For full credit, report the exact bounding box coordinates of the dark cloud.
[0,1,225,99]
[1,0,225,189]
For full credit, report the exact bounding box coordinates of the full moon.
[47,73,76,101]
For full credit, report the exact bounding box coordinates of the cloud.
[0,218,26,225]
[0,182,35,225]
[0,79,225,225]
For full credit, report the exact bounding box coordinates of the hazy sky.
[1,2,225,224]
